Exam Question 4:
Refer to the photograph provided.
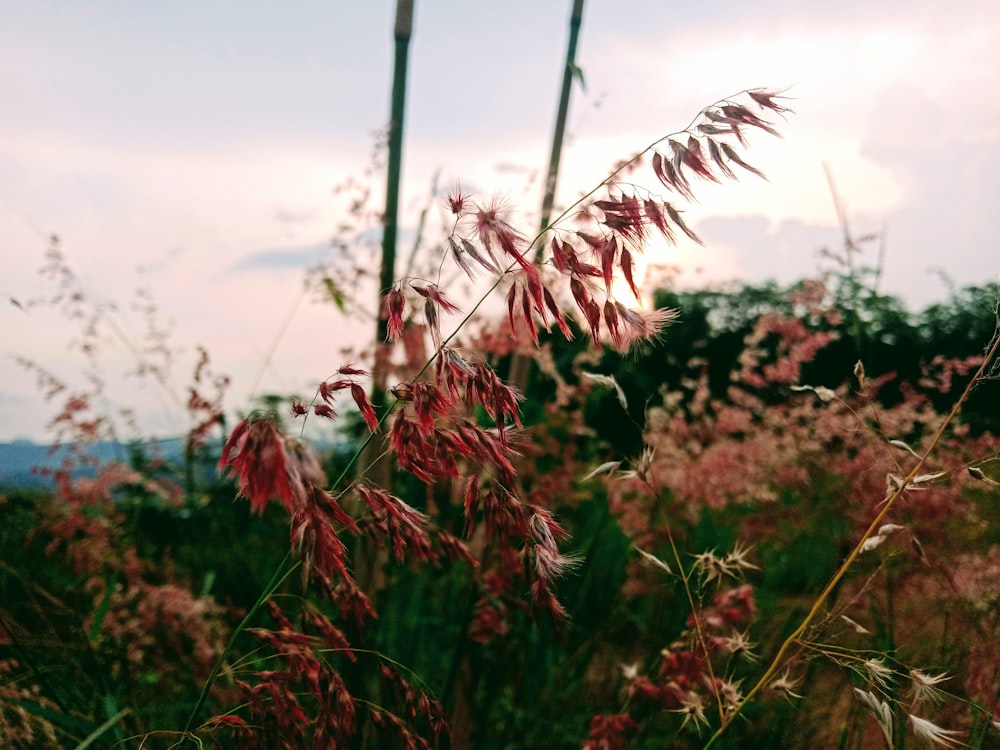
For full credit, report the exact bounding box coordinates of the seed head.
[908,714,962,748]
[769,669,802,701]
[909,670,950,705]
[446,183,470,215]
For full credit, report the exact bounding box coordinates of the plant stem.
[509,0,585,391]
[371,0,414,413]
[179,551,297,742]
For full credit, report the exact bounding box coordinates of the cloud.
[275,208,319,224]
[693,215,840,286]
[229,243,333,272]
[850,80,1000,304]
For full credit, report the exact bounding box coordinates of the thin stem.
[509,0,586,390]
[535,0,586,261]
[179,552,298,742]
[531,88,755,256]
[664,525,725,723]
[703,331,1000,749]
[371,0,414,413]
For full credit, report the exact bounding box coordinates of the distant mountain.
[0,439,187,489]
[0,436,349,490]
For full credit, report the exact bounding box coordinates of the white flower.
[769,669,803,701]
[909,714,962,748]
[672,692,709,733]
[909,669,950,705]
[854,688,893,748]
[862,658,894,691]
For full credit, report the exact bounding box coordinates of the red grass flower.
[219,417,303,514]
[350,383,379,431]
[384,287,406,341]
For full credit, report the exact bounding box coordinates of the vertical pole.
[507,0,586,391]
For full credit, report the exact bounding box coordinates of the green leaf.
[568,62,586,94]
[88,570,117,642]
[75,706,130,750]
[322,277,347,312]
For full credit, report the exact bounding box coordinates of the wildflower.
[459,237,503,276]
[861,534,887,554]
[853,688,893,748]
[448,236,477,279]
[290,485,357,584]
[909,670,950,705]
[717,630,757,663]
[967,466,1000,485]
[620,662,640,681]
[582,371,628,410]
[854,358,866,388]
[384,286,406,341]
[635,546,672,575]
[863,658,895,691]
[614,303,679,353]
[583,713,640,750]
[672,692,709,732]
[748,88,794,114]
[769,669,803,701]
[676,136,719,184]
[218,416,304,514]
[356,485,436,564]
[723,542,760,575]
[532,544,581,583]
[718,678,744,712]
[719,141,766,179]
[840,615,871,635]
[791,383,837,402]
[473,195,530,272]
[623,446,656,485]
[909,714,962,748]
[446,183,470,215]
[889,438,921,457]
[410,281,460,313]
[692,550,731,586]
[652,151,695,201]
[349,383,379,432]
[531,579,569,625]
[581,460,622,481]
[313,403,337,420]
[542,286,573,338]
[284,436,327,489]
[604,299,623,349]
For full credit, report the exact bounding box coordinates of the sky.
[1,0,998,443]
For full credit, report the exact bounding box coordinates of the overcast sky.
[2,1,998,443]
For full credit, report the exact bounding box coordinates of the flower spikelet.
[909,670,951,705]
[290,485,359,585]
[356,485,437,563]
[909,714,962,748]
[219,416,303,514]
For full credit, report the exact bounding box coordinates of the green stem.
[179,551,297,740]
[664,525,725,723]
[536,0,585,253]
[371,0,414,414]
[509,0,586,391]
